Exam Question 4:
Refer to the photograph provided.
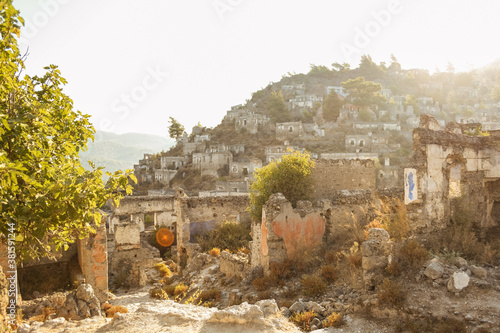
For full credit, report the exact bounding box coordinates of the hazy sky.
[13,0,500,137]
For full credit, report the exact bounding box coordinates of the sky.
[13,0,500,137]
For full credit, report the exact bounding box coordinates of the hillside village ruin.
[2,68,500,332]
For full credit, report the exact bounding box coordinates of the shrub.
[290,310,317,331]
[302,275,326,297]
[209,247,221,257]
[425,197,498,265]
[104,305,128,318]
[149,287,169,300]
[154,263,172,278]
[371,198,409,240]
[322,312,345,328]
[377,278,406,308]
[251,277,271,291]
[257,290,271,300]
[320,265,337,283]
[324,249,338,264]
[398,239,429,268]
[238,247,250,254]
[385,261,403,277]
[341,242,362,268]
[270,260,293,283]
[174,283,188,296]
[195,220,251,253]
[198,288,221,304]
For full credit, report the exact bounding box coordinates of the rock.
[454,257,468,269]
[77,299,91,318]
[281,307,291,318]
[424,262,444,280]
[255,299,279,317]
[305,301,326,316]
[228,289,242,306]
[17,324,31,333]
[43,317,66,327]
[447,271,470,292]
[208,302,265,325]
[311,317,321,328]
[470,265,487,279]
[289,301,306,314]
[76,284,94,302]
[88,296,101,317]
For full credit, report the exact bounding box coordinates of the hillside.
[134,55,500,194]
[80,131,175,176]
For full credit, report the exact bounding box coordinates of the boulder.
[255,299,279,317]
[453,257,468,269]
[424,262,444,280]
[470,265,487,279]
[76,284,94,303]
[447,271,470,292]
[289,301,306,314]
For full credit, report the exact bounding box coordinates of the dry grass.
[198,288,221,304]
[290,310,317,331]
[341,242,362,268]
[425,198,498,265]
[104,305,128,318]
[154,263,172,278]
[301,275,326,297]
[149,287,169,300]
[377,278,407,308]
[322,312,345,328]
[251,276,272,291]
[320,265,337,283]
[399,239,429,268]
[371,198,409,240]
[209,247,221,257]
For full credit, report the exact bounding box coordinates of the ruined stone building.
[230,157,262,179]
[404,115,500,231]
[276,122,304,140]
[192,152,233,177]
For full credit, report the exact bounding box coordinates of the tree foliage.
[267,90,291,123]
[322,91,343,122]
[0,1,135,262]
[168,116,185,139]
[341,76,387,109]
[249,150,315,221]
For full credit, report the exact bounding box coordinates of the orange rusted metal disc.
[156,228,174,247]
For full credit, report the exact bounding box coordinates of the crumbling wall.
[109,222,161,288]
[251,194,326,274]
[219,251,249,279]
[405,115,500,231]
[77,223,108,303]
[311,159,376,201]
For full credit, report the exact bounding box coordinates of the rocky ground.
[14,251,500,333]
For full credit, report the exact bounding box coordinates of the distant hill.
[79,130,175,176]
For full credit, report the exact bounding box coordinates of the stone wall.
[219,251,249,279]
[76,223,108,303]
[405,115,500,231]
[251,194,326,274]
[311,159,376,200]
[109,191,250,270]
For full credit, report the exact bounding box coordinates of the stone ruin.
[2,114,500,324]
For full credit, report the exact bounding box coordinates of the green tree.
[249,150,315,221]
[0,1,135,262]
[267,90,291,123]
[168,117,185,139]
[341,76,387,109]
[322,91,343,122]
[358,55,386,80]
